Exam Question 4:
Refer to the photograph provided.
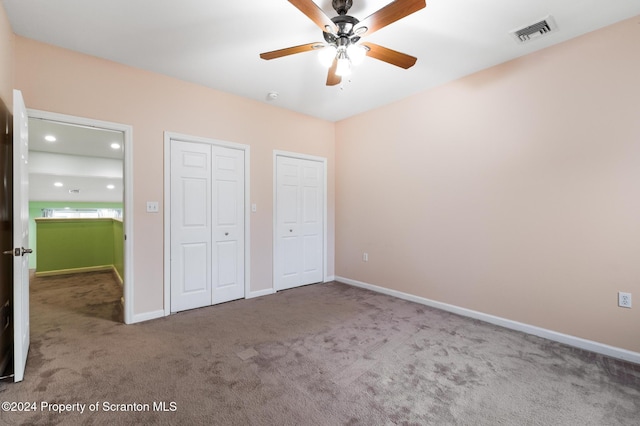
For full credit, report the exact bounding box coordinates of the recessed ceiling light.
[54,182,63,187]
[106,184,115,189]
[45,135,56,142]
[110,143,121,149]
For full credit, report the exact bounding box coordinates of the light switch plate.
[146,201,159,213]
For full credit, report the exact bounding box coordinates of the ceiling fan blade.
[362,42,417,69]
[260,42,321,60]
[357,0,426,36]
[326,58,341,86]
[288,0,338,33]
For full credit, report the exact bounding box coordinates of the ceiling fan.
[260,0,426,86]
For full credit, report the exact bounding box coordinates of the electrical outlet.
[618,292,632,308]
[363,252,368,262]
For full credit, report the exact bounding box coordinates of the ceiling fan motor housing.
[323,14,361,46]
[332,0,353,15]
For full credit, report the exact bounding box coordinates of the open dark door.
[0,96,12,376]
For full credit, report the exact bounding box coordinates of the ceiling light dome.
[318,45,337,67]
[335,49,352,77]
[347,44,367,66]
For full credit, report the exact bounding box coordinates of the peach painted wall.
[0,3,13,108]
[14,37,335,318]
[336,16,640,353]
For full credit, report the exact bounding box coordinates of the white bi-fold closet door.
[274,154,325,291]
[170,139,245,312]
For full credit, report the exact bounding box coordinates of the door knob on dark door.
[2,248,30,256]
[3,248,25,256]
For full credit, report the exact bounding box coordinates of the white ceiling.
[28,118,124,203]
[29,118,124,159]
[4,0,640,122]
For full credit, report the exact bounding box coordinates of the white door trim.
[272,150,328,291]
[164,132,251,316]
[27,109,135,324]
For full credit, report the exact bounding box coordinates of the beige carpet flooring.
[0,271,638,425]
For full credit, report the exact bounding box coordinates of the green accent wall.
[35,218,124,274]
[29,201,123,269]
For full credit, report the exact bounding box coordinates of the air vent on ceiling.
[510,15,557,43]
[68,189,80,194]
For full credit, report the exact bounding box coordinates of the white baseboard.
[336,276,640,365]
[247,288,275,299]
[35,265,113,277]
[325,275,336,282]
[112,266,123,286]
[130,309,165,324]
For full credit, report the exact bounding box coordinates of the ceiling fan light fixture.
[336,60,351,76]
[318,45,337,67]
[354,26,367,36]
[347,43,367,65]
[335,50,351,77]
[259,0,426,86]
